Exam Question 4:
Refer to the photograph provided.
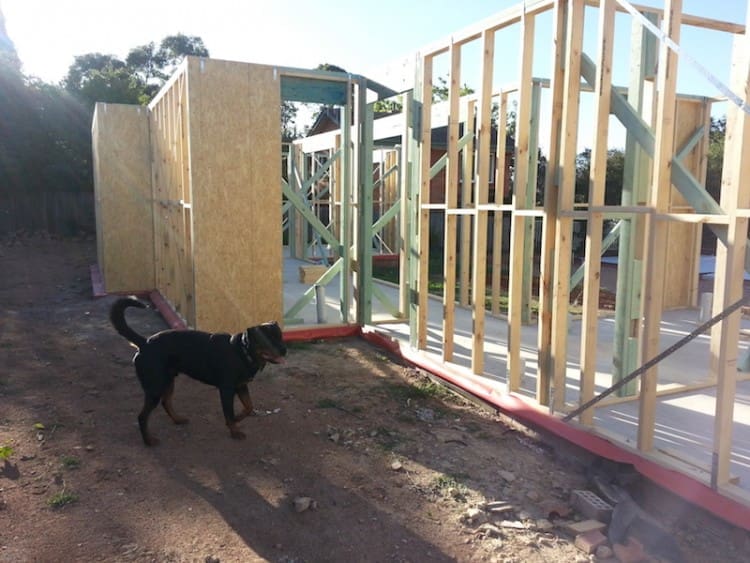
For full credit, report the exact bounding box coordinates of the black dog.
[110,297,286,446]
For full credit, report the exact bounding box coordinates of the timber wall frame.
[93,0,750,518]
[402,0,750,510]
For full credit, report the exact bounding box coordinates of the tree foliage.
[574,148,626,206]
[1,32,211,208]
[63,34,210,108]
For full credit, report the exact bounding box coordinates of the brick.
[563,519,607,535]
[612,537,648,563]
[298,264,328,283]
[574,529,608,554]
[570,489,614,523]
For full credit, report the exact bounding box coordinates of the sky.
[2,0,748,147]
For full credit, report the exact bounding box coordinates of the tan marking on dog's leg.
[161,379,188,425]
[235,385,255,421]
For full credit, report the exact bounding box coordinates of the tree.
[63,53,145,108]
[706,116,725,201]
[574,148,625,205]
[281,102,299,142]
[157,34,209,78]
[125,42,166,99]
[431,76,474,102]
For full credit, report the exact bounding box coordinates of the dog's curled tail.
[110,297,148,349]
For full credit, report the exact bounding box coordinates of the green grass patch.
[61,456,80,470]
[0,445,14,461]
[384,379,457,407]
[316,398,339,409]
[431,473,470,500]
[48,490,78,508]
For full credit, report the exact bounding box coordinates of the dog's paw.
[230,429,246,440]
[144,435,160,447]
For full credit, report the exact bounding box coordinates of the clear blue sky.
[2,0,747,147]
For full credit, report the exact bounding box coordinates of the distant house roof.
[307,107,341,136]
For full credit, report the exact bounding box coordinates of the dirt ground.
[1,236,749,563]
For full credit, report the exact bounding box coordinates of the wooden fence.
[0,190,94,236]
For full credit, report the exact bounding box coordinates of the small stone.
[526,490,540,502]
[391,460,403,471]
[85,445,94,452]
[499,470,516,483]
[486,501,514,514]
[416,408,435,421]
[612,538,647,563]
[574,529,607,554]
[595,544,613,559]
[535,519,554,531]
[475,523,503,538]
[204,556,220,563]
[293,496,314,512]
[462,507,486,525]
[563,519,607,535]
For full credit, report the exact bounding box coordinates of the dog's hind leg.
[219,387,245,440]
[138,394,161,446]
[234,384,256,421]
[161,378,189,425]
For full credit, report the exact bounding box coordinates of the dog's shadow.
[1,460,20,480]
[157,438,453,562]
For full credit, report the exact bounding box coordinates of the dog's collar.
[240,331,265,371]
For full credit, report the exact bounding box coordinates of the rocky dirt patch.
[0,235,748,562]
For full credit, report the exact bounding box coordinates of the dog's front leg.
[234,384,256,421]
[220,387,245,440]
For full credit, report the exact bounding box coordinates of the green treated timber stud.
[570,220,623,290]
[280,76,349,105]
[287,152,298,257]
[300,150,340,194]
[372,283,401,318]
[675,125,705,162]
[340,80,353,324]
[357,90,375,325]
[372,199,401,234]
[407,84,422,347]
[284,258,344,320]
[612,11,654,398]
[281,180,341,250]
[521,81,542,325]
[429,131,474,180]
